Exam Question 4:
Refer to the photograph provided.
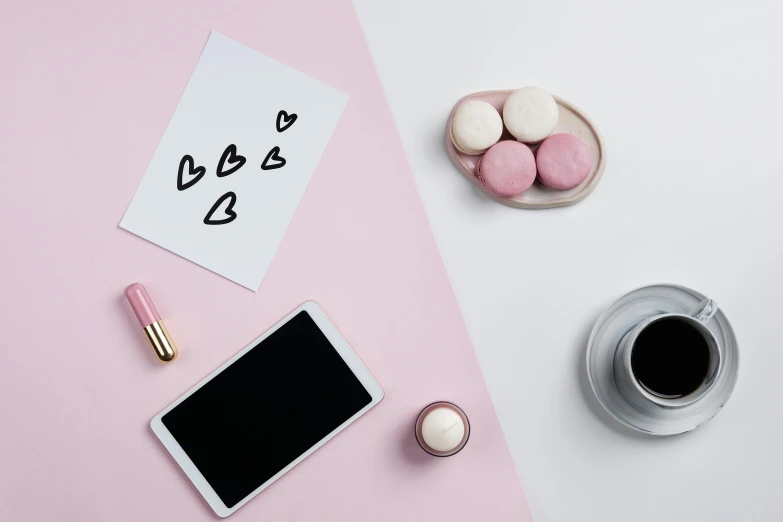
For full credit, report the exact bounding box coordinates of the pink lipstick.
[124,283,178,363]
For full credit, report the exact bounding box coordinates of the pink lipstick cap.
[124,283,161,327]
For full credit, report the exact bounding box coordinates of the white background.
[354,1,783,521]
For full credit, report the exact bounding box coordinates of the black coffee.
[630,318,711,399]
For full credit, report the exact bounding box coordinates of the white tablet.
[150,301,384,517]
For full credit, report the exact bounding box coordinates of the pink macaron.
[535,133,591,190]
[476,141,536,197]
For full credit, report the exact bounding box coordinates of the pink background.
[0,1,533,520]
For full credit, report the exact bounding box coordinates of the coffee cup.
[613,298,721,409]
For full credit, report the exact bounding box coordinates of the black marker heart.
[276,110,297,133]
[177,155,206,191]
[216,144,246,178]
[203,191,237,225]
[261,146,286,170]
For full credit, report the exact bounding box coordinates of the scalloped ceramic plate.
[446,90,606,209]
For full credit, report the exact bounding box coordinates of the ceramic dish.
[586,284,739,436]
[446,90,606,209]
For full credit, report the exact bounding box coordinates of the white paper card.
[120,31,348,290]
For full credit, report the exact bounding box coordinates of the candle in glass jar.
[415,402,470,457]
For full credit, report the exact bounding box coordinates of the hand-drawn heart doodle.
[276,110,297,133]
[261,146,286,170]
[203,191,237,225]
[216,144,246,178]
[177,155,206,191]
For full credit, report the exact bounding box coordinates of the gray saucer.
[586,284,739,435]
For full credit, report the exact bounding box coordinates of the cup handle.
[688,298,719,325]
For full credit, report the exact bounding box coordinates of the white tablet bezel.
[150,300,384,518]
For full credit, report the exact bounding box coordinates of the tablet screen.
[161,311,372,508]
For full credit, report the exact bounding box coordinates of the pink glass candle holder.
[414,401,470,457]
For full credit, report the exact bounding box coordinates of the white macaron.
[502,86,558,143]
[450,100,503,155]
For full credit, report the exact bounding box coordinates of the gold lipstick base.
[143,321,178,363]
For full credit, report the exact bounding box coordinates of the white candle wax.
[421,406,466,452]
